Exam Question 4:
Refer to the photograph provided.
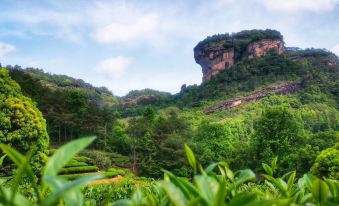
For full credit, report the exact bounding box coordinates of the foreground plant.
[0,136,103,206]
[0,140,338,206]
[117,145,339,206]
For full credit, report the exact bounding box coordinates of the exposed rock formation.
[194,30,285,81]
[194,48,235,81]
[204,81,301,114]
[244,39,285,59]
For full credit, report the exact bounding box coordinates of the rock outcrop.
[244,39,284,59]
[204,81,301,114]
[194,48,235,81]
[194,29,285,81]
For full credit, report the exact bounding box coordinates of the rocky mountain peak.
[194,29,285,81]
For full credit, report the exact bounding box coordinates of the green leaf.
[0,187,34,206]
[44,136,96,177]
[228,193,259,206]
[214,180,227,206]
[262,163,273,176]
[271,157,278,173]
[161,181,187,206]
[235,169,256,187]
[325,179,339,201]
[41,174,102,206]
[0,155,6,168]
[204,162,219,174]
[287,171,296,191]
[165,171,199,200]
[312,179,329,203]
[184,144,196,175]
[0,144,25,166]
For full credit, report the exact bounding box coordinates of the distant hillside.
[6,66,119,107]
[118,89,172,117]
[6,65,119,145]
[175,48,339,108]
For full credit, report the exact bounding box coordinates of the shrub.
[59,166,99,174]
[110,152,130,168]
[311,143,339,179]
[60,171,120,180]
[80,150,112,170]
[0,68,49,172]
[73,156,94,164]
[64,160,88,168]
[107,168,126,176]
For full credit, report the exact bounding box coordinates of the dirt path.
[87,175,124,185]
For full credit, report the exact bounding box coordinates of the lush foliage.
[194,29,283,61]
[1,138,338,206]
[7,66,119,148]
[0,137,103,205]
[118,146,339,206]
[311,143,339,180]
[0,68,49,171]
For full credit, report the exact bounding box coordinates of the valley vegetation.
[0,29,338,205]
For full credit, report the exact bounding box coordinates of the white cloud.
[332,44,339,56]
[259,0,339,13]
[92,13,159,43]
[95,56,131,79]
[0,42,16,59]
[0,8,84,43]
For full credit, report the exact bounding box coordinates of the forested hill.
[1,29,338,180]
[5,66,120,145]
[7,65,119,107]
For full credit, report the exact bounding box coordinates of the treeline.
[194,29,283,50]
[176,49,339,108]
[111,91,338,178]
[7,67,119,147]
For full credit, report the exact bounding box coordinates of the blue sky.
[0,0,339,96]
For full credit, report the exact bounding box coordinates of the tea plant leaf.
[162,181,187,206]
[262,163,273,176]
[0,144,25,166]
[0,187,33,206]
[235,169,255,187]
[184,144,196,175]
[287,171,296,191]
[312,179,329,203]
[0,155,6,168]
[44,136,96,177]
[41,174,103,206]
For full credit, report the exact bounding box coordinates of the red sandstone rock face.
[245,39,285,59]
[194,39,285,81]
[195,48,234,81]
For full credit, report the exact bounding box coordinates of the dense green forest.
[0,29,338,205]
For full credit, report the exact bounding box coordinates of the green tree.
[0,68,49,171]
[110,121,131,155]
[311,143,339,179]
[254,106,306,173]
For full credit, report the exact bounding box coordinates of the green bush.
[64,160,88,168]
[60,171,120,180]
[73,156,94,164]
[110,152,130,168]
[80,150,112,170]
[311,143,339,179]
[59,166,99,174]
[107,168,126,176]
[0,68,49,172]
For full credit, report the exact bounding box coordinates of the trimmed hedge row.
[107,168,126,176]
[59,166,99,174]
[64,160,88,168]
[60,171,122,180]
[73,156,94,164]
